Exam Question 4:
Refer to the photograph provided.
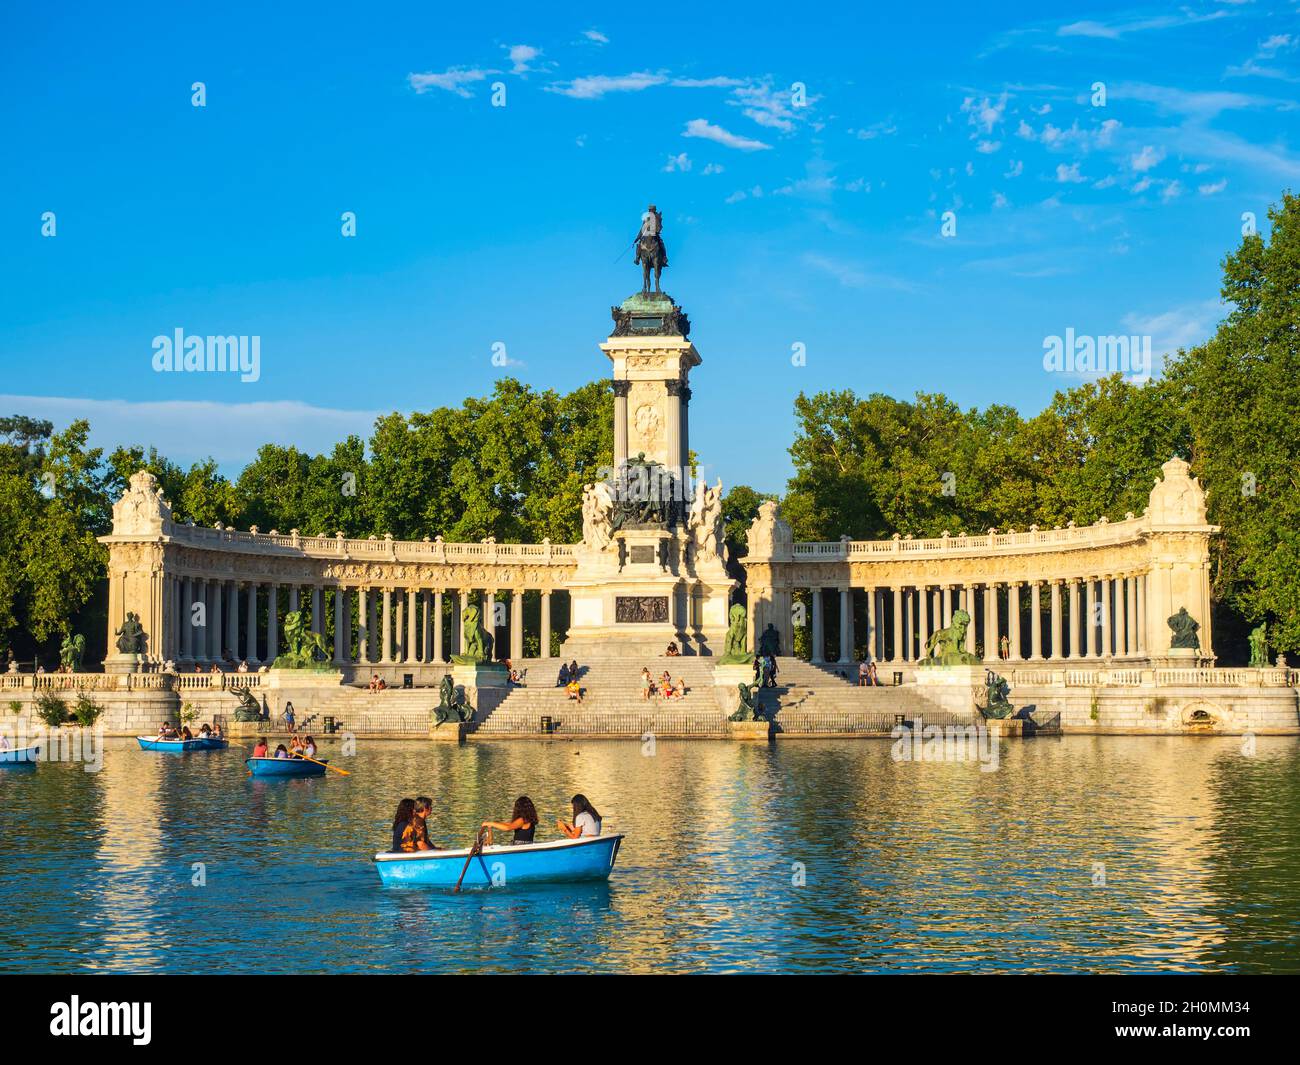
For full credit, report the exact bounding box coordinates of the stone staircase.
[474,654,728,737]
[293,683,450,735]
[757,658,959,733]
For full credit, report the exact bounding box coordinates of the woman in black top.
[482,796,539,845]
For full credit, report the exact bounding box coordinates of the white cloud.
[1198,178,1227,195]
[960,92,1008,134]
[546,72,667,99]
[505,44,541,75]
[682,118,771,151]
[976,140,1002,154]
[1130,145,1165,172]
[1121,299,1223,364]
[663,152,692,172]
[702,162,725,175]
[408,68,494,98]
[1004,159,1024,178]
[582,29,609,45]
[802,253,920,293]
[1056,162,1086,183]
[724,185,763,204]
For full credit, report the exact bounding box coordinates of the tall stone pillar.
[357,588,369,664]
[288,585,299,617]
[942,585,952,627]
[1115,576,1127,658]
[511,590,524,661]
[1049,580,1062,659]
[267,584,279,662]
[455,590,468,656]
[1127,576,1139,657]
[903,590,913,662]
[965,583,978,654]
[433,590,445,662]
[839,588,852,663]
[312,585,323,639]
[225,582,238,661]
[421,590,431,662]
[1008,582,1022,662]
[1069,579,1082,658]
[368,590,379,662]
[245,582,259,663]
[1029,580,1042,660]
[891,587,903,662]
[406,588,418,664]
[381,588,393,664]
[334,587,347,665]
[984,583,999,663]
[540,591,552,659]
[181,577,194,660]
[665,381,683,480]
[485,591,497,660]
[1136,574,1146,654]
[1100,576,1112,659]
[612,381,630,467]
[211,580,224,661]
[811,589,825,664]
[917,585,929,661]
[1084,579,1096,658]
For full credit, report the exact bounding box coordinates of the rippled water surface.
[1,735,1298,973]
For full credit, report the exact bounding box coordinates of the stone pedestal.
[104,653,143,675]
[262,668,344,690]
[914,664,985,718]
[713,662,758,715]
[981,717,1024,737]
[429,721,467,744]
[728,719,773,742]
[451,662,507,724]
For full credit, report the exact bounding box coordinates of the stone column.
[357,588,370,664]
[368,591,379,662]
[983,583,998,664]
[406,588,418,664]
[511,590,525,661]
[665,380,684,481]
[862,587,876,661]
[1029,581,1042,660]
[1049,580,1062,659]
[1136,574,1147,655]
[679,386,692,473]
[1114,576,1127,659]
[1100,576,1112,659]
[421,590,431,662]
[811,589,825,664]
[540,591,552,659]
[942,585,952,628]
[891,587,903,662]
[1069,579,1082,658]
[455,590,468,656]
[288,585,299,617]
[838,588,852,664]
[1127,576,1139,657]
[312,585,323,640]
[334,587,347,665]
[381,588,393,663]
[267,584,279,662]
[612,381,630,468]
[209,580,223,661]
[918,585,929,661]
[433,590,445,662]
[903,590,913,662]
[965,583,978,654]
[181,577,194,660]
[1084,579,1096,658]
[1008,582,1022,662]
[245,582,259,663]
[484,591,498,660]
[226,582,239,661]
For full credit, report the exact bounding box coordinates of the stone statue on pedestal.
[433,673,475,725]
[230,684,263,722]
[453,605,490,665]
[60,632,85,673]
[758,623,781,657]
[1248,622,1268,667]
[921,609,980,666]
[114,613,146,656]
[718,604,754,665]
[1168,607,1201,651]
[688,477,725,562]
[581,480,615,550]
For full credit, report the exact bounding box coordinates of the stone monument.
[563,205,734,656]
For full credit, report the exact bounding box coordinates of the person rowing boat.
[482,796,538,846]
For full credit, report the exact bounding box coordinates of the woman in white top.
[556,794,602,839]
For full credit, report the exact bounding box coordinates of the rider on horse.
[635,204,668,294]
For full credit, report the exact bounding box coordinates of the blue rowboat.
[137,735,228,752]
[373,833,624,889]
[246,756,327,778]
[0,743,40,767]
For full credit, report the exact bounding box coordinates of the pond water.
[1,735,1297,973]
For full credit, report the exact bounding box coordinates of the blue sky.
[1,1,1297,495]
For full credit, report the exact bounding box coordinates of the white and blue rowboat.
[246,756,327,778]
[0,743,41,767]
[373,833,624,888]
[137,736,230,752]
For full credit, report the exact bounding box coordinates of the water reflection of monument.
[564,210,733,657]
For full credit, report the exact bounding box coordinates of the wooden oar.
[453,827,488,893]
[293,752,350,776]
